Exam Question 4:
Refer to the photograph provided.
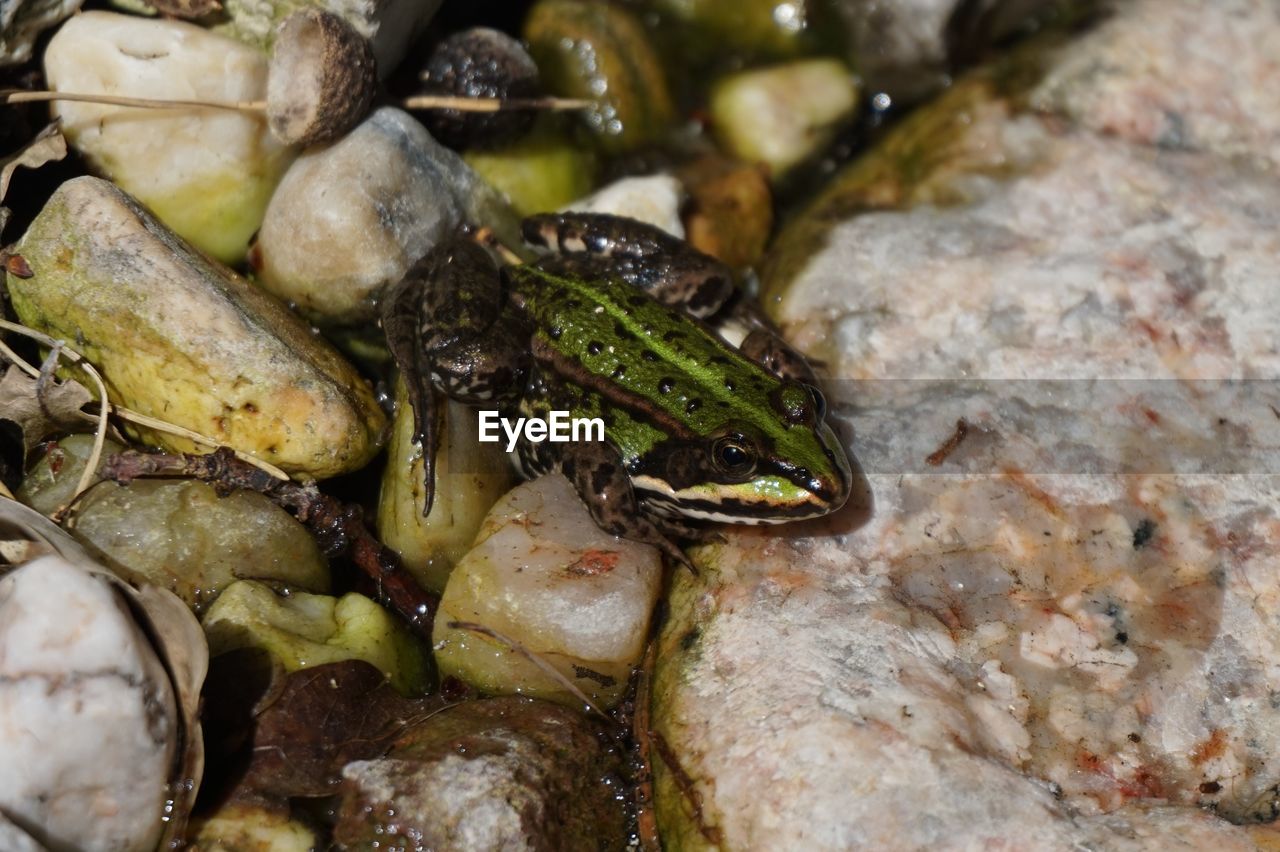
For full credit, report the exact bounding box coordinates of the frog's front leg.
[558,439,695,571]
[522,212,735,318]
[717,296,821,386]
[382,236,528,515]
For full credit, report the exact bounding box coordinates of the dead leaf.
[0,125,67,205]
[242,660,446,799]
[0,365,93,455]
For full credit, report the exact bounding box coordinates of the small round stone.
[419,27,540,149]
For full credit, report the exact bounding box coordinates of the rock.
[655,0,1280,847]
[830,0,1070,104]
[5,176,386,479]
[377,379,514,594]
[419,27,541,150]
[0,0,81,65]
[202,580,431,695]
[524,0,676,154]
[433,474,663,709]
[216,0,440,77]
[562,174,685,238]
[334,696,626,850]
[249,106,519,328]
[188,801,320,851]
[0,554,178,852]
[43,11,296,263]
[644,0,830,67]
[709,58,859,179]
[1031,0,1280,171]
[18,434,330,614]
[464,119,598,218]
[676,155,773,269]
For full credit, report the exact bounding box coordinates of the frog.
[381,212,851,568]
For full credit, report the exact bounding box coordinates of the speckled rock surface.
[654,0,1280,847]
[0,555,178,852]
[334,696,625,851]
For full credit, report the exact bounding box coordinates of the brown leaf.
[0,124,66,205]
[0,365,92,455]
[241,660,446,799]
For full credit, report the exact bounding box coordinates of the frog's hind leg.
[382,236,522,515]
[559,440,696,572]
[522,212,735,318]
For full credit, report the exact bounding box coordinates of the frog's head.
[633,382,852,524]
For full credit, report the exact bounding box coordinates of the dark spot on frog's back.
[587,341,603,356]
[686,399,702,415]
[628,294,649,308]
[642,350,659,362]
[658,377,675,394]
[592,463,616,492]
[614,322,634,340]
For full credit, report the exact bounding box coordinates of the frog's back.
[506,262,786,441]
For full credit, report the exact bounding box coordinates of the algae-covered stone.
[17,435,330,614]
[377,380,514,595]
[5,176,386,479]
[202,580,429,695]
[188,802,318,852]
[250,107,520,327]
[525,0,676,155]
[335,696,626,850]
[464,120,598,217]
[44,12,296,264]
[433,474,663,709]
[647,0,830,66]
[710,58,859,179]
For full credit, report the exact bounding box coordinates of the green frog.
[381,213,851,567]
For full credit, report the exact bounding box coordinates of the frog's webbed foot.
[559,440,696,573]
[522,212,735,319]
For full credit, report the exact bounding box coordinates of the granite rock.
[654,0,1280,847]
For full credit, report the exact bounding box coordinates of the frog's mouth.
[632,474,842,524]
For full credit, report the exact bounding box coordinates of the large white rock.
[654,0,1280,847]
[433,474,664,709]
[0,555,178,852]
[44,11,296,263]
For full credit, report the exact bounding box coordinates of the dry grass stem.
[446,619,610,719]
[3,89,595,115]
[0,319,290,515]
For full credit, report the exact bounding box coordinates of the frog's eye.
[712,435,757,477]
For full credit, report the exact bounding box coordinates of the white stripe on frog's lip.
[631,474,830,523]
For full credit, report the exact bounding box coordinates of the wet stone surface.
[653,0,1280,847]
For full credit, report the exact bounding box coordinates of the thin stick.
[2,320,112,516]
[446,620,612,720]
[3,89,263,113]
[400,94,595,112]
[3,89,595,114]
[0,319,290,488]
